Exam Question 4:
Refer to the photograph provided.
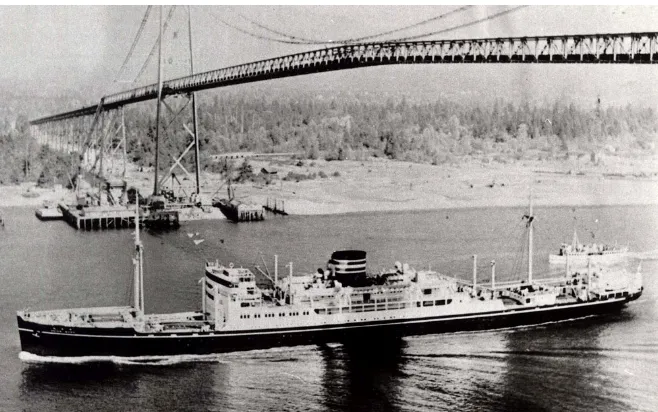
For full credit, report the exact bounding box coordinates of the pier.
[60,203,183,230]
[264,197,288,216]
[60,203,137,230]
[214,199,264,222]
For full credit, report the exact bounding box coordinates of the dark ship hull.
[17,293,640,358]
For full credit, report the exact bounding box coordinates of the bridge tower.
[29,5,203,202]
[151,5,202,199]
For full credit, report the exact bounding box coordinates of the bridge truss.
[29,31,658,193]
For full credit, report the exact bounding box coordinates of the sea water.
[0,205,656,411]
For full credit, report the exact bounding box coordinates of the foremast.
[133,195,144,316]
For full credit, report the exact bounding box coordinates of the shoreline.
[2,156,657,216]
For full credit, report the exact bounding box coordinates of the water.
[0,205,657,411]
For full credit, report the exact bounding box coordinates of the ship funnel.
[329,250,366,286]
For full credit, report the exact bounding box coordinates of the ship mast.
[527,189,534,284]
[133,194,144,315]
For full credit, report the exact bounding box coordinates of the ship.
[16,197,643,358]
[549,229,628,266]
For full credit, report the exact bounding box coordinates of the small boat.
[549,229,628,266]
[35,201,63,221]
[22,190,40,199]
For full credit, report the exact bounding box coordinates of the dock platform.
[214,198,264,222]
[60,203,137,230]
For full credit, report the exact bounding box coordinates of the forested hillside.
[123,93,658,169]
[0,116,76,187]
[2,92,657,186]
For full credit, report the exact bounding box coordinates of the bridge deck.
[30,32,658,126]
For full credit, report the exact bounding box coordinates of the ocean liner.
[17,199,643,358]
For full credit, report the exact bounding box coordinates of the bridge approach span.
[31,32,658,125]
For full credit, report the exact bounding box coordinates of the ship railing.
[157,320,209,330]
[500,290,525,302]
[314,295,461,314]
[315,299,410,315]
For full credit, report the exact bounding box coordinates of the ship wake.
[18,351,231,366]
[18,344,323,366]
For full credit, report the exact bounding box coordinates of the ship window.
[241,303,250,307]
[526,298,531,303]
[423,301,433,307]
[436,300,445,306]
[423,289,432,295]
[447,299,452,305]
[615,293,622,298]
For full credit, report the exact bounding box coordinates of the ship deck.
[18,306,209,332]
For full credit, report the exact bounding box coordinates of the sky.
[1,5,658,113]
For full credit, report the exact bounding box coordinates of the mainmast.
[133,195,144,315]
[527,189,534,284]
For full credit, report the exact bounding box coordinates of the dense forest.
[124,93,658,170]
[0,115,76,186]
[1,92,657,186]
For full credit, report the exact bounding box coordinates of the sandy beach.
[2,155,657,214]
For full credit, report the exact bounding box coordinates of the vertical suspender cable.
[188,5,201,195]
[154,5,164,195]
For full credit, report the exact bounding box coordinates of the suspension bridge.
[27,6,658,200]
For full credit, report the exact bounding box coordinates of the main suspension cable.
[232,5,474,45]
[390,5,528,42]
[134,6,177,82]
[115,6,152,82]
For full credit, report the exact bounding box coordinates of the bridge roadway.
[31,32,658,125]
